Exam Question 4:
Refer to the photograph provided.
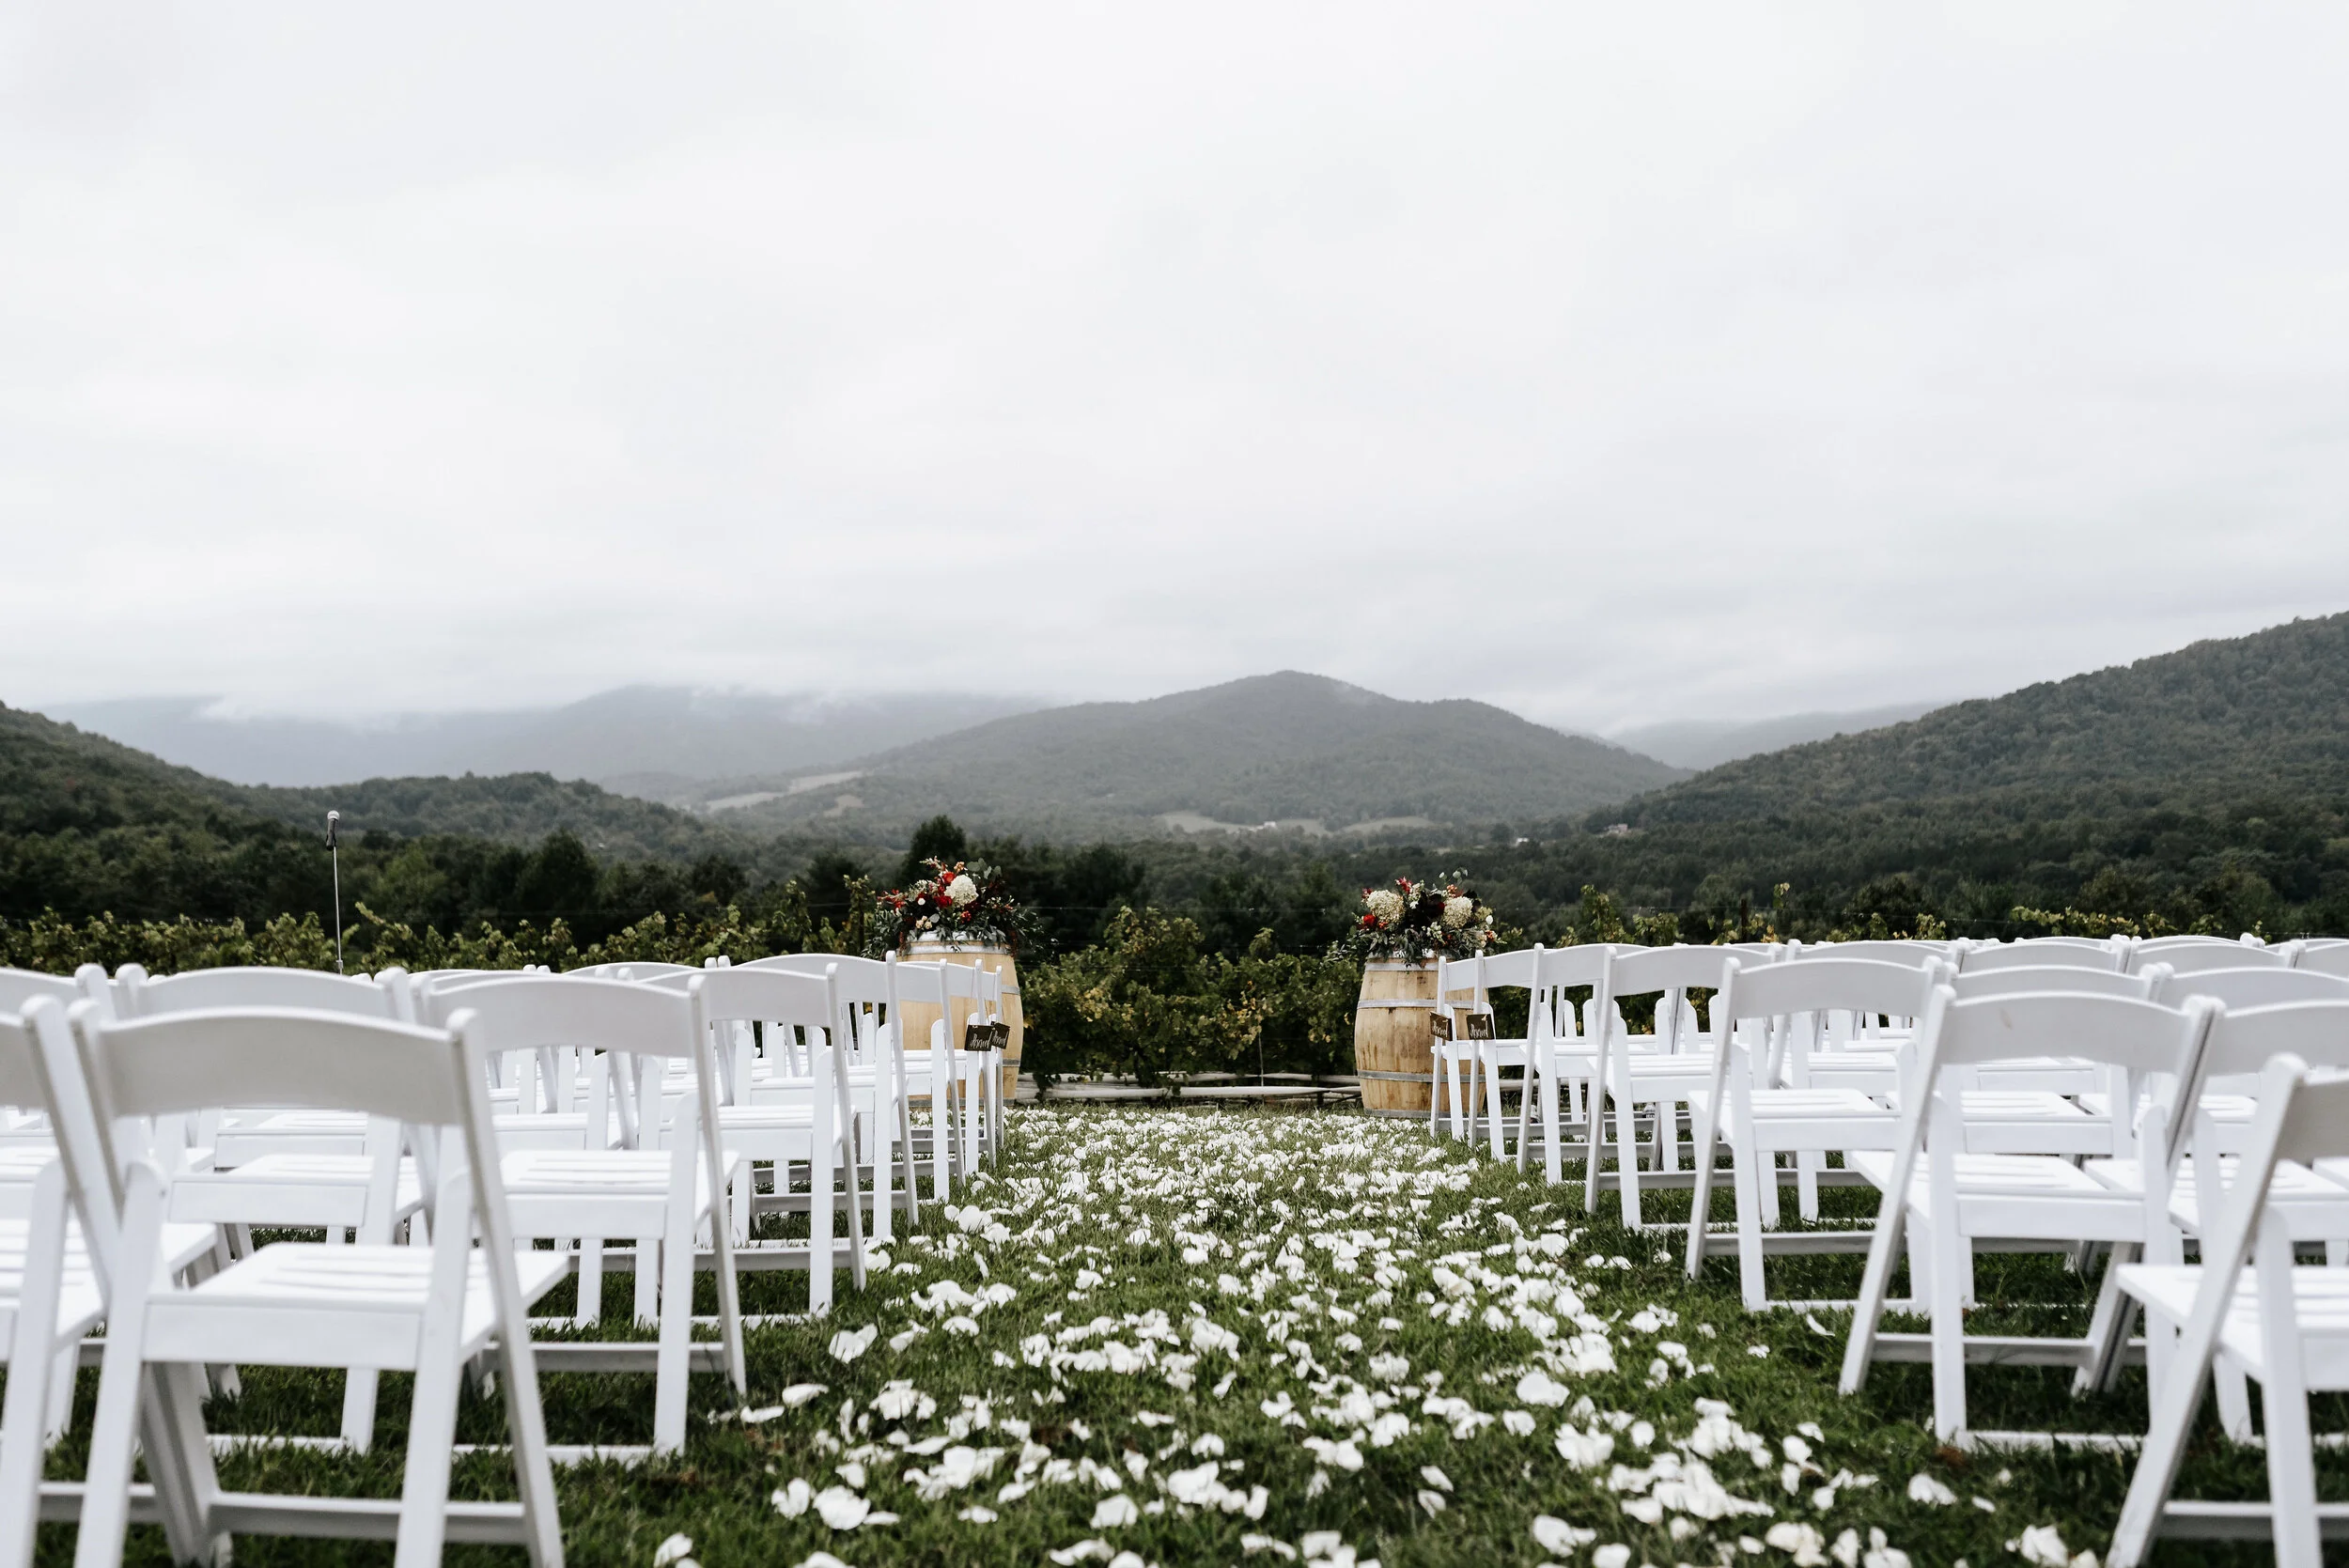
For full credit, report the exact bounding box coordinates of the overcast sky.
[7,3,2347,733]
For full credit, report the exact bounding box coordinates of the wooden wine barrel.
[1353,960,1438,1111]
[903,939,1024,1101]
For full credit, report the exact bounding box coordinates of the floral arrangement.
[1337,873,1495,965]
[870,858,1031,955]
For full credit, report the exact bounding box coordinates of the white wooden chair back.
[2145,964,2349,1011]
[2295,942,2349,979]
[1960,941,2121,974]
[1947,965,2154,1001]
[120,966,400,1018]
[1606,943,1737,1051]
[1790,940,1943,966]
[2129,941,2290,977]
[0,970,77,1015]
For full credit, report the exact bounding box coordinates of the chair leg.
[633,1234,660,1326]
[1581,1079,1605,1214]
[1684,1096,1721,1282]
[392,1219,472,1568]
[0,1167,66,1568]
[1732,1141,1767,1310]
[1839,1187,1910,1396]
[2257,1224,2321,1568]
[340,1367,381,1452]
[653,1231,694,1455]
[44,1343,74,1441]
[2108,1341,2219,1568]
[2214,1360,2256,1441]
[1928,1215,1968,1442]
[1484,1053,1506,1159]
[1513,1052,1533,1172]
[578,1237,605,1325]
[2078,1241,2139,1396]
[1797,1150,1822,1222]
[74,1183,164,1568]
[1614,1087,1644,1230]
[1543,1066,1564,1187]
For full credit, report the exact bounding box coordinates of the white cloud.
[4,2,2346,726]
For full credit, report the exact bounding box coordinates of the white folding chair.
[975,964,1008,1164]
[64,1001,567,1568]
[2108,1050,2349,1568]
[658,963,868,1309]
[419,975,745,1454]
[1837,986,2217,1444]
[1427,954,1491,1144]
[1684,956,1937,1308]
[1587,945,1739,1230]
[2080,993,2349,1415]
[0,1001,113,1568]
[1509,944,1630,1185]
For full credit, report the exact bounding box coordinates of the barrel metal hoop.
[1356,999,1436,1010]
[1355,1069,1436,1082]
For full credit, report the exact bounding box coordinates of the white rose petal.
[1532,1515,1596,1554]
[653,1535,693,1568]
[815,1486,871,1529]
[2014,1527,2071,1568]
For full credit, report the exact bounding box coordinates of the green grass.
[23,1107,2346,1568]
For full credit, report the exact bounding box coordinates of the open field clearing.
[31,1106,2325,1568]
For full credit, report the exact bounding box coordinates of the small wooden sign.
[963,1020,992,1050]
[990,1021,1011,1049]
[1466,1013,1495,1041]
[1430,1014,1454,1043]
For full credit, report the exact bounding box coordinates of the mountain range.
[661,673,1686,840]
[43,689,1042,792]
[11,612,2349,938]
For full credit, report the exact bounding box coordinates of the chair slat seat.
[1851,1147,2117,1199]
[144,1246,569,1377]
[2119,1265,2349,1378]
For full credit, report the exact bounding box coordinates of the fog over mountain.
[1607,702,1953,772]
[45,689,1041,791]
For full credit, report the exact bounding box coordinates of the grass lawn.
[32,1106,2339,1567]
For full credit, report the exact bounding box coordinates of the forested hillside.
[1549,613,2349,936]
[1632,613,2349,822]
[692,672,1683,839]
[227,772,727,861]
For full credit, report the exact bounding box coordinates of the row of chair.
[1414,932,2349,1566]
[0,948,1010,1568]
